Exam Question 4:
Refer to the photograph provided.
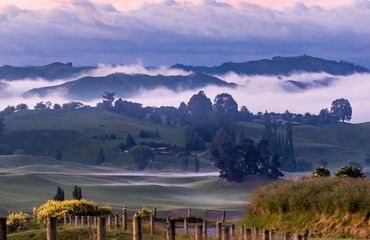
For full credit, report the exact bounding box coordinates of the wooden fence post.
[87,216,91,228]
[216,222,222,239]
[150,214,155,236]
[221,211,226,223]
[94,216,98,227]
[240,226,245,240]
[245,228,252,240]
[270,229,276,240]
[133,214,142,240]
[97,217,106,240]
[195,225,203,240]
[0,218,7,240]
[122,207,128,231]
[230,224,235,237]
[166,217,175,240]
[69,215,72,227]
[81,216,85,226]
[284,232,291,240]
[184,217,189,235]
[63,213,67,226]
[74,216,79,227]
[294,234,303,240]
[107,215,111,230]
[46,217,57,240]
[264,230,269,240]
[222,226,230,240]
[153,208,157,221]
[114,215,118,229]
[253,228,259,240]
[202,220,207,239]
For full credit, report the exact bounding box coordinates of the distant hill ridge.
[171,55,369,75]
[24,72,236,100]
[0,62,93,81]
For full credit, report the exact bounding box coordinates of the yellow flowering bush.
[137,207,153,219]
[33,199,112,222]
[7,211,30,232]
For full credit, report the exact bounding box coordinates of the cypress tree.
[72,185,82,200]
[53,186,65,201]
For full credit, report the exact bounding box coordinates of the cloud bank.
[0,0,370,66]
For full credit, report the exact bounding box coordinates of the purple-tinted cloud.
[0,0,369,66]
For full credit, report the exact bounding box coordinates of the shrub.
[312,166,330,177]
[7,211,30,233]
[33,200,112,223]
[335,166,364,178]
[137,207,153,219]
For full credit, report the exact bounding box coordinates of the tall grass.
[244,177,370,238]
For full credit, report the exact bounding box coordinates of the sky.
[0,0,369,67]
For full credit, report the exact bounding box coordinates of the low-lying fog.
[0,64,369,123]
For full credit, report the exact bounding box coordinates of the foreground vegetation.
[243,177,370,238]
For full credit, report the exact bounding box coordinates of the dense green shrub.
[312,166,330,177]
[335,166,364,178]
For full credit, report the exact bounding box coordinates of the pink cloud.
[0,0,356,11]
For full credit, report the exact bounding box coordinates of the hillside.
[0,62,93,81]
[243,177,370,238]
[171,55,369,75]
[24,73,236,100]
[0,109,369,168]
[0,108,186,164]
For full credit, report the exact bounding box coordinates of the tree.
[96,148,105,165]
[281,117,297,172]
[312,166,330,177]
[34,102,47,110]
[128,145,155,170]
[187,91,212,120]
[53,104,62,110]
[239,106,253,121]
[194,157,200,173]
[72,185,82,200]
[318,108,331,123]
[213,93,238,114]
[16,104,28,111]
[0,118,4,136]
[53,186,65,201]
[125,134,137,149]
[335,166,364,178]
[2,105,16,115]
[211,128,233,158]
[102,92,115,109]
[330,98,352,122]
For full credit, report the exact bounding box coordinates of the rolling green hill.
[0,108,369,167]
[0,108,186,165]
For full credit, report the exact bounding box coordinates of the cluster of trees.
[211,128,284,182]
[53,185,83,201]
[313,165,365,178]
[139,129,160,138]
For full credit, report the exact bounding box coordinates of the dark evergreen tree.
[96,147,106,165]
[102,92,115,109]
[53,186,65,201]
[125,134,137,149]
[281,118,297,172]
[187,91,212,120]
[72,185,82,200]
[194,157,200,173]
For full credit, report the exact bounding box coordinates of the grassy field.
[0,154,273,214]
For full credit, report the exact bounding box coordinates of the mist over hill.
[24,73,236,100]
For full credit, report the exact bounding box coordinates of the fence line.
[0,208,312,240]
